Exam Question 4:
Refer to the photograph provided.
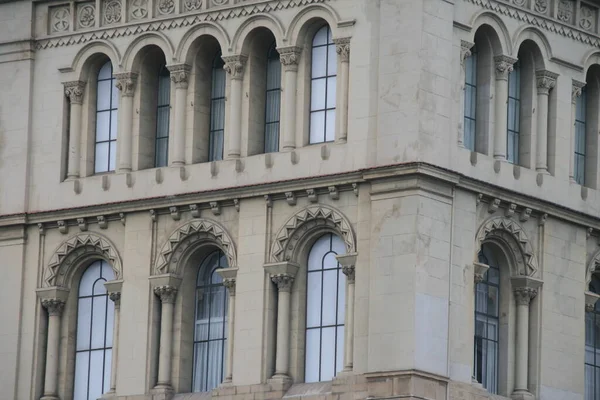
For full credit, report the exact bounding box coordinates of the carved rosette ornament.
[572,80,586,104]
[130,0,148,20]
[42,299,66,316]
[334,37,351,63]
[168,64,191,89]
[536,70,558,95]
[342,265,356,284]
[494,55,517,81]
[460,40,475,68]
[103,0,122,25]
[513,0,527,7]
[278,46,302,71]
[154,285,178,304]
[157,0,175,15]
[114,72,138,97]
[514,287,538,306]
[223,55,247,80]
[580,5,595,31]
[534,0,548,14]
[271,274,294,292]
[77,4,96,29]
[184,0,202,11]
[50,6,70,33]
[64,81,86,104]
[558,0,574,23]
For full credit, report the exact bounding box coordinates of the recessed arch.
[44,232,123,288]
[122,32,175,71]
[469,11,512,56]
[175,22,230,65]
[582,50,600,76]
[230,13,285,55]
[286,4,341,48]
[270,205,356,263]
[70,40,121,81]
[512,26,552,67]
[153,218,237,276]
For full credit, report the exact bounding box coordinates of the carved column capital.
[342,265,355,283]
[109,292,121,308]
[536,70,558,95]
[460,40,475,67]
[494,55,518,81]
[223,278,236,295]
[114,72,138,97]
[278,46,302,71]
[514,287,538,306]
[334,37,351,63]
[271,274,295,292]
[64,81,86,104]
[474,262,490,284]
[586,291,600,312]
[42,299,66,316]
[154,285,178,304]
[168,64,191,89]
[223,55,247,80]
[572,79,586,104]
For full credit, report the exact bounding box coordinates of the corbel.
[285,192,297,206]
[38,223,45,236]
[320,144,330,160]
[290,151,299,165]
[307,189,318,203]
[119,213,126,226]
[169,206,181,221]
[189,204,201,218]
[519,208,532,222]
[488,198,500,213]
[101,175,109,191]
[476,193,483,205]
[77,218,88,232]
[179,167,188,181]
[57,220,68,234]
[233,199,240,212]
[97,215,108,229]
[149,209,157,222]
[155,168,163,184]
[352,183,359,197]
[505,203,517,218]
[474,262,489,284]
[210,201,221,216]
[538,213,548,226]
[588,228,594,238]
[328,186,339,200]
[235,159,244,173]
[264,195,273,208]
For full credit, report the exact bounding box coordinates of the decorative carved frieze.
[334,37,351,63]
[223,55,247,80]
[156,0,175,15]
[64,81,86,104]
[557,0,574,24]
[130,0,148,19]
[183,0,202,11]
[534,0,548,14]
[50,5,71,33]
[77,3,96,29]
[580,4,597,32]
[114,72,138,97]
[512,0,528,7]
[103,0,122,25]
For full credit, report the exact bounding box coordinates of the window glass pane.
[320,327,336,381]
[110,110,118,140]
[95,112,110,143]
[193,342,208,391]
[97,80,112,111]
[323,252,338,270]
[305,329,320,383]
[306,272,322,328]
[212,68,226,99]
[211,98,225,131]
[308,235,329,269]
[105,301,114,348]
[77,298,92,351]
[326,77,337,109]
[337,270,346,325]
[310,111,325,144]
[327,44,337,76]
[74,352,90,400]
[91,296,107,349]
[311,79,326,111]
[108,141,116,172]
[266,91,281,123]
[312,47,327,78]
[111,79,119,108]
[95,142,109,173]
[210,130,224,161]
[80,262,101,296]
[325,110,336,142]
[336,327,344,374]
[207,340,224,390]
[313,26,328,46]
[155,138,168,168]
[92,279,107,295]
[98,62,112,80]
[88,350,104,400]
[322,269,337,326]
[103,349,112,394]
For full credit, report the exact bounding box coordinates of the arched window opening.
[95,61,118,173]
[264,41,282,153]
[507,61,521,165]
[586,275,600,399]
[309,25,336,144]
[474,244,499,394]
[155,64,171,168]
[575,87,587,185]
[193,250,228,392]
[74,260,115,400]
[305,233,346,382]
[209,53,226,162]
[464,47,478,151]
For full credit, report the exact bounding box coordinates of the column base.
[151,385,174,400]
[511,389,535,400]
[41,396,60,400]
[268,374,293,392]
[100,390,117,399]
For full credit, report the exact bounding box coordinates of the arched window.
[264,42,282,153]
[575,87,587,185]
[464,47,477,151]
[474,244,499,393]
[74,260,115,400]
[507,61,521,165]
[193,250,228,392]
[305,233,345,382]
[95,61,118,173]
[155,64,170,168]
[309,25,336,144]
[209,53,226,162]
[586,275,600,399]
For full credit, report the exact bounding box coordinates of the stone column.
[278,46,302,151]
[336,253,357,372]
[216,267,239,384]
[334,38,350,143]
[264,262,299,381]
[114,72,138,173]
[493,55,517,161]
[511,277,542,400]
[570,80,585,182]
[109,293,120,392]
[154,285,178,389]
[168,64,191,167]
[472,262,489,384]
[64,81,86,179]
[535,70,558,173]
[40,299,66,400]
[458,41,475,147]
[223,55,247,159]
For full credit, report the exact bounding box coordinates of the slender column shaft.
[169,64,190,166]
[64,81,85,179]
[513,288,536,392]
[278,47,302,151]
[41,299,65,399]
[570,81,585,182]
[271,274,294,377]
[343,277,355,371]
[154,286,177,388]
[109,293,121,392]
[223,56,247,159]
[535,71,557,173]
[334,38,350,143]
[493,56,516,161]
[115,73,138,173]
[224,280,236,383]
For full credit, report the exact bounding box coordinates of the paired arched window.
[155,64,171,168]
[586,276,600,399]
[264,42,282,153]
[305,233,345,382]
[474,244,499,393]
[575,87,587,185]
[193,250,228,392]
[74,260,115,400]
[309,25,337,144]
[507,61,521,165]
[209,53,226,162]
[95,61,118,173]
[464,47,478,152]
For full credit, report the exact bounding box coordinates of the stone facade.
[2,1,600,400]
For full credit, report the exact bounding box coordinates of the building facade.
[2,0,600,399]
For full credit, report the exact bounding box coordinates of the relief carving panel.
[49,5,70,33]
[77,2,96,29]
[103,0,122,25]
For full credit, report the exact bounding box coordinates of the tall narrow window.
[155,64,170,167]
[209,53,226,161]
[74,261,115,400]
[264,42,281,153]
[575,87,587,185]
[464,48,477,151]
[95,61,118,173]
[309,25,336,144]
[305,233,346,382]
[507,61,521,164]
[474,245,499,393]
[586,275,600,400]
[193,250,228,392]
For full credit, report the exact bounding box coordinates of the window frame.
[154,63,171,168]
[507,61,521,165]
[464,47,478,152]
[209,52,226,162]
[264,41,282,153]
[94,61,118,174]
[575,87,587,185]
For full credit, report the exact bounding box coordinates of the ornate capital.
[342,265,355,283]
[271,274,294,292]
[109,292,121,307]
[474,262,490,284]
[572,79,586,104]
[154,285,178,304]
[114,72,138,97]
[64,81,86,104]
[514,287,538,306]
[586,291,600,312]
[168,64,191,89]
[223,55,247,80]
[494,55,517,81]
[536,70,558,95]
[460,40,475,67]
[278,46,302,70]
[223,278,236,295]
[42,299,66,316]
[334,37,351,63]
[511,276,543,306]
